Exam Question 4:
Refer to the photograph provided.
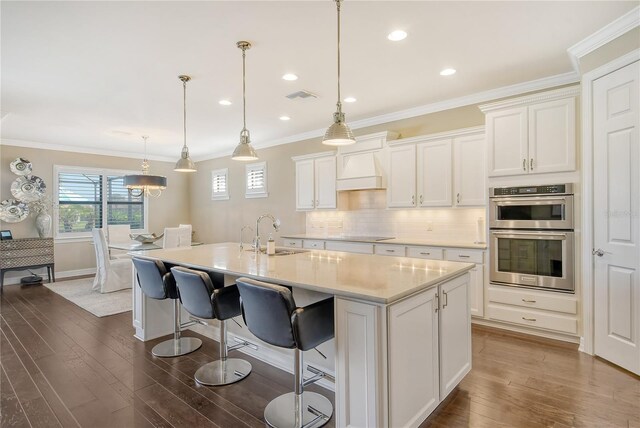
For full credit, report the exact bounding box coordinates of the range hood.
[336,151,385,191]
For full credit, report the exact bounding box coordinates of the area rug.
[44,277,131,317]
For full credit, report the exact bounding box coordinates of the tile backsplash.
[306,206,486,243]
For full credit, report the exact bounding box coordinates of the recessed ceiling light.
[282,73,298,81]
[343,97,357,103]
[387,30,407,41]
[219,99,232,106]
[279,116,291,121]
[440,68,457,76]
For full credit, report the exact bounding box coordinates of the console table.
[0,238,55,289]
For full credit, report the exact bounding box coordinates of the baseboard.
[2,267,96,286]
[472,317,581,344]
[188,324,336,392]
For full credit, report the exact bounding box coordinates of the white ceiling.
[1,1,636,161]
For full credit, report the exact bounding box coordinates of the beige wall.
[580,27,640,73]
[190,104,486,244]
[0,145,191,274]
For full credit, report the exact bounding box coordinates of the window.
[245,162,268,198]
[211,168,229,200]
[54,166,147,238]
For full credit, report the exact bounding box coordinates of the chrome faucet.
[254,214,281,253]
[240,225,253,251]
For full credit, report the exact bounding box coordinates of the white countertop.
[281,234,487,250]
[134,242,474,304]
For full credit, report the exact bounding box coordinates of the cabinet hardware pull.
[443,291,448,309]
[457,193,460,204]
[420,252,431,255]
[522,317,536,322]
[458,255,470,258]
[522,299,536,303]
[523,159,527,171]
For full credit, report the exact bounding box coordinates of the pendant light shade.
[174,75,197,172]
[232,41,259,161]
[323,0,356,146]
[124,136,167,198]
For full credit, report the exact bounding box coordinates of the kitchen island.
[132,242,474,428]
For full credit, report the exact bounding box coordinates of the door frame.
[580,49,640,355]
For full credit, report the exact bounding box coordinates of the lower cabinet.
[336,273,472,428]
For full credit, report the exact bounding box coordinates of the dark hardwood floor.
[1,282,638,428]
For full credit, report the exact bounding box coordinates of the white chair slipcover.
[92,228,132,293]
[163,226,192,249]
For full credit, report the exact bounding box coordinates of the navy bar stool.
[236,277,334,428]
[132,257,202,357]
[171,266,252,386]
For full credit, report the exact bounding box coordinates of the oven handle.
[491,231,568,240]
[492,197,567,206]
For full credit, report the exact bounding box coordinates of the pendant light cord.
[183,80,187,149]
[336,0,342,113]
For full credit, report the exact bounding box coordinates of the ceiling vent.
[286,90,318,100]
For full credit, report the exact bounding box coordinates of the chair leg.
[151,299,202,358]
[264,349,333,428]
[194,319,252,386]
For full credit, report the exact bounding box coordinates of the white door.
[528,97,576,174]
[454,133,486,206]
[314,156,337,209]
[387,145,416,208]
[417,139,452,207]
[486,106,528,177]
[593,60,640,375]
[295,159,315,210]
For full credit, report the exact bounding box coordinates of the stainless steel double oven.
[489,184,575,293]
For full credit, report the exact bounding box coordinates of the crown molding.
[193,71,579,163]
[567,6,640,73]
[478,85,580,113]
[0,138,176,162]
[388,126,485,147]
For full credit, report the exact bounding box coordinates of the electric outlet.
[426,222,433,231]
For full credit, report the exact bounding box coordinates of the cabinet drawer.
[488,285,577,314]
[374,244,406,257]
[325,241,374,254]
[406,247,444,260]
[487,303,578,335]
[303,240,325,250]
[283,239,303,248]
[445,249,483,264]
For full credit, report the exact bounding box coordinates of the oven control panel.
[491,184,572,197]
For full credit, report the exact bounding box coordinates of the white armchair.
[162,226,192,249]
[92,228,132,293]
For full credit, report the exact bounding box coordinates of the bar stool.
[171,266,252,386]
[132,257,202,357]
[236,277,334,428]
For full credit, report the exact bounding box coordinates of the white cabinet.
[387,145,416,208]
[293,153,337,211]
[481,87,578,177]
[454,133,486,206]
[439,273,472,398]
[417,139,452,207]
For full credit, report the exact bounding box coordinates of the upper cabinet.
[387,127,486,208]
[292,152,337,211]
[480,86,578,177]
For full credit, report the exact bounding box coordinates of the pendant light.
[231,41,259,161]
[174,75,197,172]
[323,0,356,146]
[124,136,167,198]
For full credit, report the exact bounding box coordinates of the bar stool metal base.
[195,358,252,386]
[151,337,202,358]
[264,391,332,428]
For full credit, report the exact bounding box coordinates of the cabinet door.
[439,273,471,398]
[388,287,439,427]
[417,139,452,207]
[454,134,486,206]
[469,264,484,317]
[314,156,337,209]
[295,159,315,210]
[486,107,528,177]
[528,97,576,174]
[387,145,416,208]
